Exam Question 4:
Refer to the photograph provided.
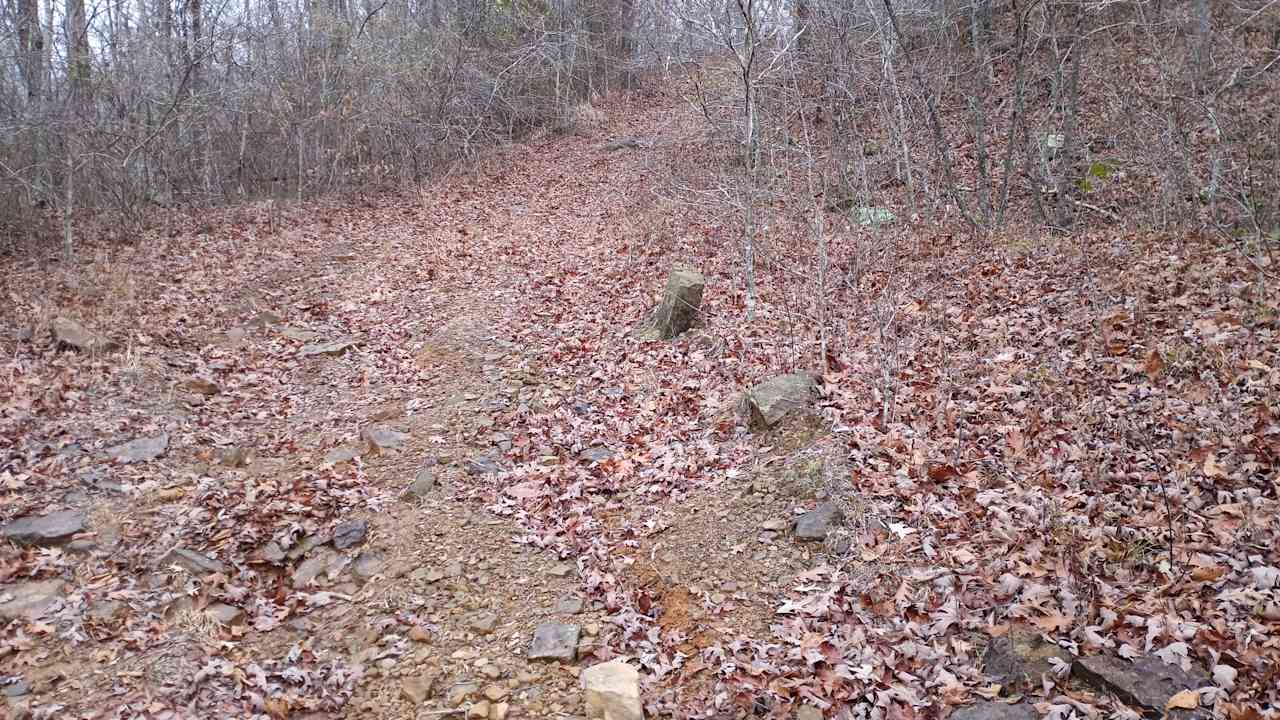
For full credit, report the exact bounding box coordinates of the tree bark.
[16,0,44,100]
[66,0,90,106]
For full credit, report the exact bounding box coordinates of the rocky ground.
[2,78,1278,720]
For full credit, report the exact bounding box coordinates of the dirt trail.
[0,89,707,719]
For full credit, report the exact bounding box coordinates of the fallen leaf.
[1166,689,1200,711]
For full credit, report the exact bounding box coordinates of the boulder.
[107,434,169,463]
[581,658,644,720]
[1,510,85,546]
[529,623,581,663]
[793,503,843,541]
[1073,655,1210,718]
[982,626,1073,691]
[739,373,819,431]
[949,702,1039,720]
[637,269,705,341]
[52,317,117,352]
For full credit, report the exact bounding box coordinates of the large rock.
[739,373,819,431]
[332,519,368,549]
[107,434,169,463]
[637,269,705,341]
[793,503,843,541]
[529,623,581,663]
[581,658,644,720]
[0,579,65,620]
[52,317,117,353]
[983,626,1073,690]
[949,702,1038,720]
[1,510,85,546]
[1073,655,1210,718]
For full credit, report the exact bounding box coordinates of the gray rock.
[206,603,245,625]
[87,600,125,622]
[293,549,343,587]
[469,612,498,635]
[107,434,169,463]
[557,595,585,615]
[287,533,328,560]
[446,682,479,707]
[637,268,705,341]
[299,338,358,357]
[0,579,65,620]
[163,548,227,576]
[404,469,436,498]
[793,503,843,541]
[258,541,287,563]
[67,539,97,554]
[322,446,360,468]
[362,425,408,453]
[1073,655,1210,718]
[217,446,252,468]
[739,373,819,431]
[983,627,1073,690]
[332,519,368,549]
[529,623,581,663]
[351,551,384,580]
[52,317,117,352]
[1,510,85,546]
[279,325,321,342]
[1,679,30,698]
[949,702,1039,720]
[466,454,502,476]
[580,447,613,464]
[402,675,433,704]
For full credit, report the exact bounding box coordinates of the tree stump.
[637,268,705,341]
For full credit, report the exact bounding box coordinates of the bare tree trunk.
[17,0,44,100]
[66,0,91,103]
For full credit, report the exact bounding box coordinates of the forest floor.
[2,75,1278,720]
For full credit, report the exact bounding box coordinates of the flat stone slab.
[465,454,502,476]
[107,434,169,463]
[53,317,117,352]
[362,425,408,452]
[528,623,580,663]
[1074,655,1211,718]
[299,338,358,357]
[163,548,228,576]
[983,627,1073,689]
[0,579,65,620]
[949,702,1039,720]
[1,510,85,546]
[793,503,843,541]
